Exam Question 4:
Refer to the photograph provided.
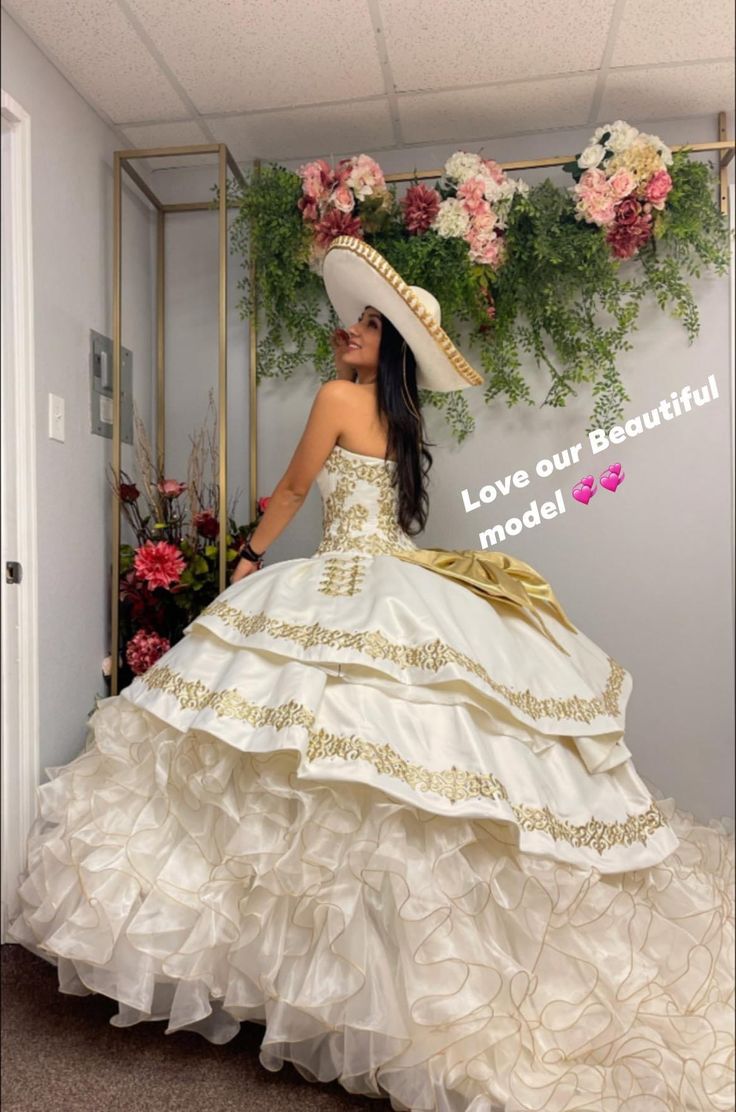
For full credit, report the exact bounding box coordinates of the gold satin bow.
[393,548,578,655]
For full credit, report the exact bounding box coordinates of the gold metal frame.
[111,143,249,694]
[110,121,733,694]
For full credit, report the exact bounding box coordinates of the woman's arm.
[230,380,350,581]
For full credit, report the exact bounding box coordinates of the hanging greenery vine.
[227,122,732,442]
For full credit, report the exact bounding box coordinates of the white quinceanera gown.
[9,443,735,1112]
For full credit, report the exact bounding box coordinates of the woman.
[10,237,734,1112]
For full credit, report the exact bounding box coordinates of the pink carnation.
[125,629,171,676]
[257,496,271,514]
[480,158,505,184]
[645,168,673,209]
[457,176,490,216]
[133,540,186,591]
[400,184,441,234]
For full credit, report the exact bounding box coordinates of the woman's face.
[343,306,382,373]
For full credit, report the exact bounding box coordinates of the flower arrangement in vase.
[105,391,269,687]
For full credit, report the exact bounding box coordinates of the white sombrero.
[322,236,483,393]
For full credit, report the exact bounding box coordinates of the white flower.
[607,120,639,152]
[578,143,606,169]
[444,151,483,183]
[638,131,673,167]
[101,655,112,677]
[432,197,471,238]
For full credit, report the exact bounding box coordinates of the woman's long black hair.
[375,313,434,536]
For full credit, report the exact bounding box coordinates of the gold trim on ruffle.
[137,663,666,853]
[195,600,626,725]
[326,237,483,388]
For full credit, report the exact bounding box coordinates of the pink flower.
[335,157,354,186]
[125,629,171,676]
[313,209,363,249]
[606,207,653,259]
[133,540,186,591]
[645,168,673,209]
[467,226,505,267]
[193,510,220,539]
[578,168,609,197]
[257,496,271,514]
[330,184,355,214]
[157,479,187,498]
[400,184,441,234]
[297,196,319,223]
[469,209,498,236]
[480,158,505,184]
[615,196,646,227]
[587,195,617,225]
[345,154,386,200]
[299,158,335,202]
[457,176,490,217]
[608,167,636,200]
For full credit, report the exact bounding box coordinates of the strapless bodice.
[314,444,420,557]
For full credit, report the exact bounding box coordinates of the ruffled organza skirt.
[9,690,734,1112]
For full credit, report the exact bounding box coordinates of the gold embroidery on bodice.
[314,444,419,557]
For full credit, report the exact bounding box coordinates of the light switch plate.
[48,394,65,442]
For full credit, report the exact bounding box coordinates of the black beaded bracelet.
[240,538,265,563]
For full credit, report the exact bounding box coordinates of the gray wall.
[2,11,156,772]
[153,120,735,823]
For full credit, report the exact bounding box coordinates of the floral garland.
[229,122,731,438]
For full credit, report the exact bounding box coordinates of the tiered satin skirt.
[9,552,735,1111]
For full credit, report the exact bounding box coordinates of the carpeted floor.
[1,944,385,1112]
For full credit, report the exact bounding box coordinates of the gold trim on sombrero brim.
[325,236,483,388]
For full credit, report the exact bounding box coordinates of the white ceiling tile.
[119,119,211,149]
[612,0,735,66]
[3,0,190,122]
[206,100,395,162]
[379,0,616,92]
[601,61,735,121]
[398,75,597,145]
[126,0,386,114]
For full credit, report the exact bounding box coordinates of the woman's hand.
[230,556,260,585]
[330,328,357,382]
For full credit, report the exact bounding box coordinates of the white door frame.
[1,90,40,942]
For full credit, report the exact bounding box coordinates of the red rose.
[193,510,220,539]
[119,482,140,502]
[257,496,271,514]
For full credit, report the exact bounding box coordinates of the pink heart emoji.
[572,481,596,504]
[608,462,622,475]
[600,468,625,492]
[581,475,595,487]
